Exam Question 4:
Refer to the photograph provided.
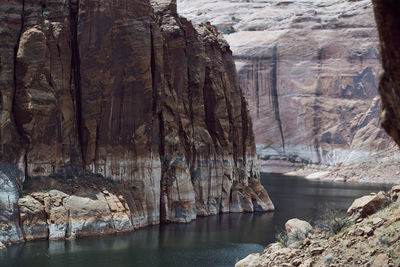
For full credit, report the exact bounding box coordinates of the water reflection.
[0,174,385,267]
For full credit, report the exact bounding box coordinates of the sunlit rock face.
[178,0,393,167]
[0,0,274,243]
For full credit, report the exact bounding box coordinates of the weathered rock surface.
[0,163,23,243]
[372,1,400,148]
[285,218,312,238]
[0,0,273,244]
[347,191,390,220]
[178,0,394,168]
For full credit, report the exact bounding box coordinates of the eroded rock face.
[0,163,23,243]
[372,1,400,147]
[347,191,390,220]
[178,0,394,167]
[0,0,273,243]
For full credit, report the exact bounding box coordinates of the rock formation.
[0,0,273,244]
[235,2,400,266]
[236,187,400,267]
[372,1,400,147]
[178,0,394,169]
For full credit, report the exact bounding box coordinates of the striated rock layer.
[178,0,394,167]
[0,0,273,244]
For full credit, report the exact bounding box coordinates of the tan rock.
[347,191,390,220]
[234,253,260,267]
[285,218,312,237]
[371,254,389,267]
[299,258,313,267]
[18,196,48,241]
[0,241,6,250]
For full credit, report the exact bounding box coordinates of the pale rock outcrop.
[178,0,394,168]
[391,185,400,201]
[0,163,23,243]
[18,188,137,240]
[235,253,262,267]
[285,218,312,238]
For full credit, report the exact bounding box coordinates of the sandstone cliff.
[373,1,400,148]
[178,0,394,169]
[234,2,400,266]
[0,0,273,244]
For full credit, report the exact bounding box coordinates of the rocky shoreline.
[0,170,274,248]
[258,145,400,185]
[236,186,400,267]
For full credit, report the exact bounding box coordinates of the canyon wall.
[0,0,273,244]
[373,0,400,148]
[178,0,394,168]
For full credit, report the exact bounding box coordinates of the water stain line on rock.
[313,48,323,163]
[270,45,285,152]
[69,0,84,168]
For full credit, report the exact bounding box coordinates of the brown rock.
[0,0,273,243]
[347,191,390,220]
[372,1,400,147]
[310,247,324,256]
[299,258,314,267]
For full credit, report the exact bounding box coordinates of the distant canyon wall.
[178,0,394,167]
[0,0,273,244]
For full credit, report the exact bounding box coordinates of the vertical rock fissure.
[255,58,260,119]
[69,0,84,167]
[270,45,285,151]
[313,48,323,163]
[240,93,248,169]
[12,0,27,175]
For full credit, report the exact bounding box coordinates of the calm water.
[0,174,387,267]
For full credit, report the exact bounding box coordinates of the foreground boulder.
[347,191,390,220]
[285,218,312,242]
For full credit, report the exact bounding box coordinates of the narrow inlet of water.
[0,173,387,267]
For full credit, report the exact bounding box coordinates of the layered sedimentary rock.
[178,0,394,167]
[0,0,273,243]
